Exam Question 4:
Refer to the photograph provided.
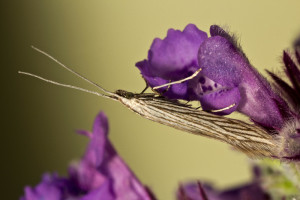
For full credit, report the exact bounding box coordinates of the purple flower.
[136,24,287,129]
[21,112,154,200]
[177,166,271,200]
[136,24,208,100]
[177,181,270,200]
[197,26,287,129]
[21,173,68,200]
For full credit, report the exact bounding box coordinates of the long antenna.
[18,71,117,100]
[31,46,118,98]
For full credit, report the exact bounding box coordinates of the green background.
[3,1,300,199]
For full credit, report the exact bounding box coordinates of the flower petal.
[198,28,285,129]
[21,173,65,200]
[107,156,152,200]
[80,181,114,200]
[199,87,241,115]
[178,182,269,200]
[21,112,153,199]
[136,24,208,100]
[149,24,207,79]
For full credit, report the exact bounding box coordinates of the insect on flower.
[18,49,277,158]
[19,24,300,161]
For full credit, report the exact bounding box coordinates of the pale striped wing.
[25,47,278,157]
[116,91,278,157]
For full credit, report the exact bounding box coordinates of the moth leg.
[151,80,171,95]
[195,106,202,110]
[184,100,190,105]
[153,68,201,90]
[195,101,202,110]
[140,84,149,94]
[140,79,170,95]
[159,81,171,94]
[210,103,236,113]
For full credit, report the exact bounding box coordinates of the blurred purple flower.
[21,173,68,200]
[21,112,154,200]
[178,166,271,200]
[177,181,270,200]
[136,24,287,129]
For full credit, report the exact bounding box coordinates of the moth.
[19,46,279,158]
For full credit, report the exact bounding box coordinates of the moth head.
[278,118,300,160]
[115,90,135,99]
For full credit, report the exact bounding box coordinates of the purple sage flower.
[135,24,300,161]
[136,24,208,100]
[21,112,154,200]
[136,24,287,130]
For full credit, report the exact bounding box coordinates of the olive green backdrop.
[3,0,300,199]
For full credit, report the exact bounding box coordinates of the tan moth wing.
[115,90,278,157]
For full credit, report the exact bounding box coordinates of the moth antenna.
[210,103,236,113]
[18,71,117,100]
[31,46,117,98]
[153,68,202,90]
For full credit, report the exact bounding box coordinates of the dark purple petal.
[267,70,300,111]
[178,181,270,200]
[283,51,300,92]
